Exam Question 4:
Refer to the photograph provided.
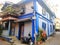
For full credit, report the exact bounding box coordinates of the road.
[41,32,60,45]
[0,40,10,45]
[0,32,60,45]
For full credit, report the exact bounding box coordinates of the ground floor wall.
[24,21,32,37]
[36,13,54,36]
[38,17,48,36]
[17,21,32,40]
[2,23,19,37]
[1,13,55,43]
[2,30,9,37]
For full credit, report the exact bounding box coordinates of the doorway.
[19,22,24,40]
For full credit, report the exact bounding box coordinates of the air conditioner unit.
[20,8,25,14]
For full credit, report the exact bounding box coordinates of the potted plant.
[41,30,47,42]
[36,28,43,45]
[36,28,47,45]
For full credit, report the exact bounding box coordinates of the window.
[3,21,9,30]
[50,25,53,32]
[5,22,8,29]
[42,9,46,15]
[20,7,25,15]
[19,5,25,15]
[53,25,55,30]
[49,15,52,20]
[42,22,46,30]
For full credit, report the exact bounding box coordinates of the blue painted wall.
[18,13,33,19]
[32,19,35,42]
[36,12,54,36]
[36,14,39,33]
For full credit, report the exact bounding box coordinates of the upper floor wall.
[17,0,55,23]
[18,1,33,16]
[36,1,55,22]
[25,1,33,14]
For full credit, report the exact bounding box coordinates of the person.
[28,33,31,41]
[28,33,33,45]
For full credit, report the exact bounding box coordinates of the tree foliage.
[1,3,25,17]
[2,5,19,15]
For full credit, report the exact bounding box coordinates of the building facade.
[1,0,56,42]
[55,18,60,31]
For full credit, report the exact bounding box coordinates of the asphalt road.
[0,32,60,45]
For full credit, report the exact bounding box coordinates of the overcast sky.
[0,0,21,4]
[49,0,60,18]
[44,0,60,18]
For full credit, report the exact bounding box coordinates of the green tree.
[2,5,18,15]
[2,5,25,16]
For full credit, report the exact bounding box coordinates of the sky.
[0,0,60,18]
[50,0,60,18]
[44,0,60,18]
[0,0,21,4]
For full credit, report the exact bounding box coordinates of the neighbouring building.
[0,0,56,42]
[55,18,60,31]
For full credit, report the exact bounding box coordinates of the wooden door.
[19,23,24,39]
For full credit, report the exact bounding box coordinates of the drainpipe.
[31,10,36,45]
[32,10,37,45]
[32,0,37,44]
[32,1,36,45]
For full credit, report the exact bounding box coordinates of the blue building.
[1,0,56,42]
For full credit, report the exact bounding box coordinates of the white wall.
[49,23,53,35]
[45,12,49,19]
[36,1,51,19]
[39,17,54,36]
[24,22,32,37]
[36,1,42,15]
[2,30,9,37]
[25,2,33,14]
[39,18,42,28]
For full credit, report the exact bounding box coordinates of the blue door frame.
[32,19,35,42]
